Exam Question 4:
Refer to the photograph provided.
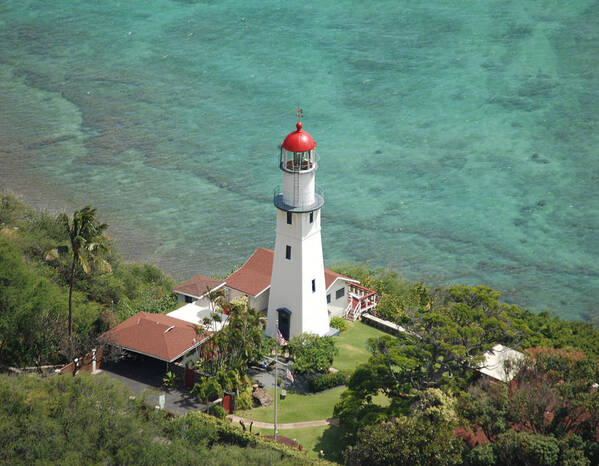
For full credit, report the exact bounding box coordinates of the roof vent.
[164,325,175,333]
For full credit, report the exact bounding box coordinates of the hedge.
[309,370,350,392]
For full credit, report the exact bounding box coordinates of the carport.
[99,311,212,376]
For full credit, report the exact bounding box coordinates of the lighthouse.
[265,120,331,339]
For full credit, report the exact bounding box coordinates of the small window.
[185,295,193,303]
[336,288,345,300]
[286,245,291,260]
[309,212,313,224]
[311,279,316,293]
[327,294,331,304]
[287,211,292,225]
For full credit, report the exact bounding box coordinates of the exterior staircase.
[344,283,378,321]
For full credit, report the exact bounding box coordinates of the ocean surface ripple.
[0,0,597,322]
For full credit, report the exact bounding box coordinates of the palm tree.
[46,206,111,358]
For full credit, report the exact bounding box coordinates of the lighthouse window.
[336,288,345,300]
[287,212,292,224]
[309,212,313,224]
[286,245,291,260]
[311,279,316,293]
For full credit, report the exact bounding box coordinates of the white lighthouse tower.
[266,120,330,340]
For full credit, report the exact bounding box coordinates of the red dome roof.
[281,122,316,152]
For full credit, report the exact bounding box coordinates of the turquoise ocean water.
[1,1,598,322]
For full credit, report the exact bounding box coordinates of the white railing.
[344,285,379,321]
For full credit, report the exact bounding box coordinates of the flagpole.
[274,318,278,443]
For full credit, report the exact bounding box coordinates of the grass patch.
[332,320,384,371]
[254,425,345,464]
[239,322,386,424]
[237,386,345,423]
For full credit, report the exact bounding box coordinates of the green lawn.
[239,321,385,425]
[332,320,382,371]
[237,386,345,423]
[254,425,345,464]
[236,321,386,462]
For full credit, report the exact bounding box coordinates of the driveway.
[98,356,206,415]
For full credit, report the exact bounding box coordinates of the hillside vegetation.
[0,194,177,366]
[0,373,312,465]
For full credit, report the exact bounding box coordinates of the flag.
[277,330,287,346]
[286,368,294,383]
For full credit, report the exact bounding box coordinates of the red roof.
[225,248,356,296]
[324,268,356,289]
[174,274,225,298]
[100,312,211,362]
[281,121,316,152]
[226,248,274,296]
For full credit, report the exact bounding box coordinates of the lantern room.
[280,122,317,172]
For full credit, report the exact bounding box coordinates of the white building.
[477,344,525,383]
[265,121,332,339]
[169,275,228,331]
[174,121,378,338]
[173,248,363,331]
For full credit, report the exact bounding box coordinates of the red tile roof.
[226,248,274,296]
[174,274,225,298]
[324,268,357,289]
[225,248,356,296]
[100,312,211,362]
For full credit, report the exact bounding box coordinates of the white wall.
[266,208,329,338]
[327,280,348,310]
[251,291,270,315]
[282,170,315,208]
[224,287,269,315]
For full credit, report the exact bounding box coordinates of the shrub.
[467,443,496,466]
[204,378,224,402]
[234,385,253,411]
[288,333,338,375]
[192,378,223,404]
[216,369,239,392]
[208,404,227,419]
[162,371,177,388]
[330,317,348,332]
[309,370,350,392]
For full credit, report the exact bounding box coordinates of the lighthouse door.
[277,308,291,341]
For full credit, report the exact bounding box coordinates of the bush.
[216,369,239,392]
[467,443,496,466]
[162,371,177,388]
[208,404,227,419]
[288,333,338,375]
[330,317,348,332]
[192,378,223,404]
[234,385,253,411]
[309,370,350,392]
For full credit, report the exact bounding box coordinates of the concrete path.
[228,414,338,429]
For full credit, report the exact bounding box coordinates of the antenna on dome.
[296,107,303,120]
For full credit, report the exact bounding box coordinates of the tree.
[46,206,111,358]
[0,238,66,366]
[493,430,560,466]
[197,297,266,375]
[461,348,599,465]
[335,285,529,448]
[205,286,225,314]
[346,389,464,466]
[462,348,599,440]
[336,286,525,429]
